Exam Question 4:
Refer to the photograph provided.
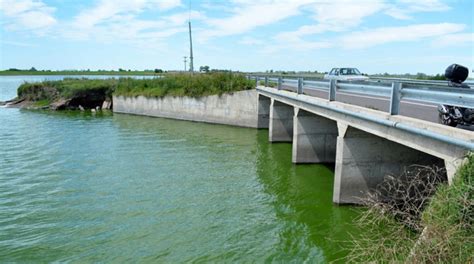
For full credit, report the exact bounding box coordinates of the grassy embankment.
[347,154,473,262]
[13,73,254,109]
[17,78,116,107]
[114,73,254,97]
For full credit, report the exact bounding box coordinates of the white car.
[324,68,369,81]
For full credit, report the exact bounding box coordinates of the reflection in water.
[0,76,360,263]
[255,132,359,262]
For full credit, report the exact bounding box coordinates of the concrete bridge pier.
[257,95,271,129]
[333,123,444,205]
[292,108,338,163]
[444,157,466,184]
[269,99,294,142]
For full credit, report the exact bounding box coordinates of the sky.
[0,0,473,74]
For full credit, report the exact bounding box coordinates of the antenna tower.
[188,0,194,74]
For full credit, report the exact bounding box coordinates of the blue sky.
[0,0,473,74]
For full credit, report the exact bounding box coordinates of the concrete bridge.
[256,85,473,204]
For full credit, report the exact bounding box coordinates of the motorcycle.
[438,64,474,127]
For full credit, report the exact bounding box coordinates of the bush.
[346,156,473,263]
[114,72,255,98]
[17,73,255,102]
[18,78,117,101]
[411,155,473,263]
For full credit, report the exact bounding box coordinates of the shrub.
[114,72,255,98]
[17,73,255,103]
[346,157,473,263]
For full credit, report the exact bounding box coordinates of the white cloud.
[199,0,315,40]
[275,0,450,41]
[266,0,456,53]
[431,32,474,47]
[165,10,205,25]
[239,36,264,46]
[267,0,384,53]
[71,0,182,29]
[308,0,385,27]
[385,0,450,20]
[340,23,466,49]
[63,0,200,47]
[0,0,56,31]
[266,22,467,53]
[0,40,37,47]
[275,0,385,42]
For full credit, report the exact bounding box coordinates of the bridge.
[251,76,474,204]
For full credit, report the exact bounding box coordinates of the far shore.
[0,70,162,76]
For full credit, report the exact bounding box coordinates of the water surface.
[0,76,360,262]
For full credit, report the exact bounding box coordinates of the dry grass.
[345,158,473,263]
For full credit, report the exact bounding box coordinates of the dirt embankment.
[7,79,114,110]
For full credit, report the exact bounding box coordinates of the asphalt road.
[277,84,474,131]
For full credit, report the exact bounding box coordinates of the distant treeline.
[2,67,454,81]
[253,70,448,80]
[371,72,446,80]
[2,68,163,76]
[1,66,239,76]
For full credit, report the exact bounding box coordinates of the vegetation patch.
[33,99,51,108]
[346,155,473,263]
[14,73,254,110]
[114,73,254,98]
[18,78,116,101]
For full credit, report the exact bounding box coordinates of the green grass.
[18,78,117,101]
[347,154,473,262]
[114,73,254,98]
[411,155,474,263]
[17,73,255,102]
[258,80,277,87]
[33,99,51,107]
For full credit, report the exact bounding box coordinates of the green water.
[0,76,360,262]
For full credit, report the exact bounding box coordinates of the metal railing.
[369,76,474,86]
[249,75,474,115]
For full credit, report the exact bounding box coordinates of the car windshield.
[339,68,361,75]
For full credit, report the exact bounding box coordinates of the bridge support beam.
[269,99,294,142]
[333,124,444,205]
[257,95,271,129]
[292,108,337,163]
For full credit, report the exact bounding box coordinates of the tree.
[199,65,210,73]
[154,69,163,73]
[30,67,37,71]
[416,72,427,79]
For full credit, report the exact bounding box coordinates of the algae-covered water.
[0,76,360,262]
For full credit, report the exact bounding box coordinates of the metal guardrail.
[258,87,474,150]
[370,76,474,86]
[249,75,474,115]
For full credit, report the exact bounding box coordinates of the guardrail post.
[390,82,402,115]
[256,76,259,86]
[297,78,303,94]
[264,76,268,87]
[329,79,336,101]
[278,77,282,90]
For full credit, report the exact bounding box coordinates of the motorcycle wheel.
[438,113,457,127]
